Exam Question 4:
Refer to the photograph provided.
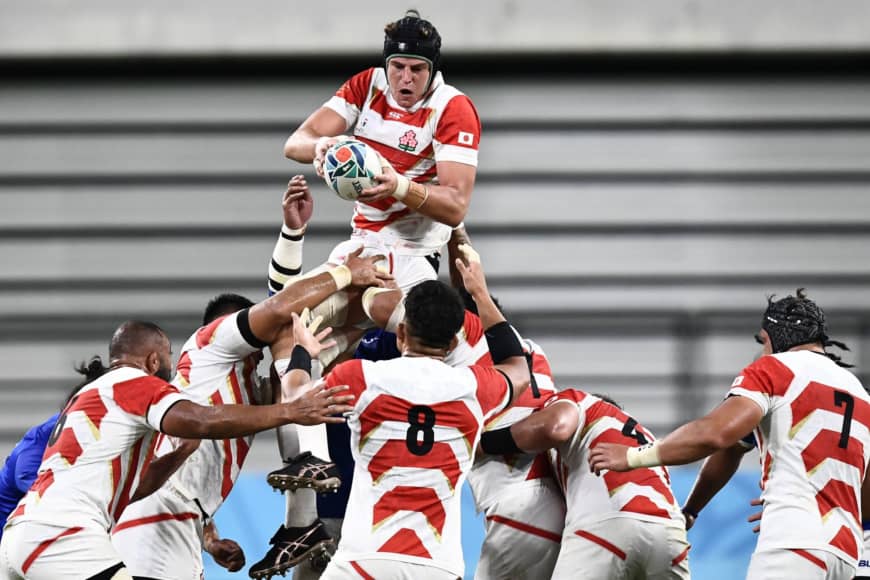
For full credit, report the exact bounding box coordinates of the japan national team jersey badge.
[398,129,418,152]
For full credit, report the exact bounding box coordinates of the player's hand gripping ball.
[322,140,382,201]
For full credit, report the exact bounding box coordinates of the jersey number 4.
[622,418,649,445]
[406,405,436,456]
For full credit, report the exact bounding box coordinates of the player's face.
[155,336,173,382]
[387,57,431,108]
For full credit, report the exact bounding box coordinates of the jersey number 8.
[406,405,436,456]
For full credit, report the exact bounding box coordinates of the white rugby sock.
[274,356,330,461]
[296,424,331,461]
[285,488,318,528]
[276,423,300,463]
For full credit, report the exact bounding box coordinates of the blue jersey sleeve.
[13,414,59,493]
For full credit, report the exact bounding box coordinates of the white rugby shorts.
[747,548,854,580]
[111,485,205,580]
[551,517,690,580]
[1,520,131,580]
[475,480,565,580]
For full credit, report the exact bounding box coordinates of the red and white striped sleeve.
[323,68,376,129]
[470,365,511,419]
[433,94,481,166]
[727,355,795,416]
[113,376,186,431]
[324,359,368,401]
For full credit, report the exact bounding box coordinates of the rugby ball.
[322,140,382,201]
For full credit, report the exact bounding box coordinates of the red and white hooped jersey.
[728,351,870,567]
[443,310,491,369]
[130,310,264,519]
[323,356,510,577]
[7,367,185,531]
[549,390,683,531]
[325,67,481,255]
[467,339,559,512]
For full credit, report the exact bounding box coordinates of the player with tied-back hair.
[0,319,356,580]
[590,289,870,580]
[109,244,390,580]
[0,358,110,543]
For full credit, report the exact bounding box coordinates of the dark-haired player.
[481,391,689,579]
[111,250,389,580]
[311,249,529,579]
[590,289,870,580]
[253,177,403,579]
[0,319,354,580]
[283,9,480,300]
[0,359,107,543]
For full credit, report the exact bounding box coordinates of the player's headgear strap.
[383,10,441,88]
[761,288,853,367]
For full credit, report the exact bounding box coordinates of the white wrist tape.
[392,174,411,200]
[626,442,662,468]
[327,265,352,290]
[282,224,306,237]
[457,243,480,264]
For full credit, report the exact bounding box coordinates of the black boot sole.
[266,473,341,493]
[248,538,336,579]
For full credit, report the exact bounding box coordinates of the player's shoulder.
[89,365,139,390]
[348,67,384,91]
[549,387,589,406]
[331,357,367,377]
[741,352,798,379]
[188,312,236,350]
[431,72,469,99]
[428,74,476,111]
[751,350,856,384]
